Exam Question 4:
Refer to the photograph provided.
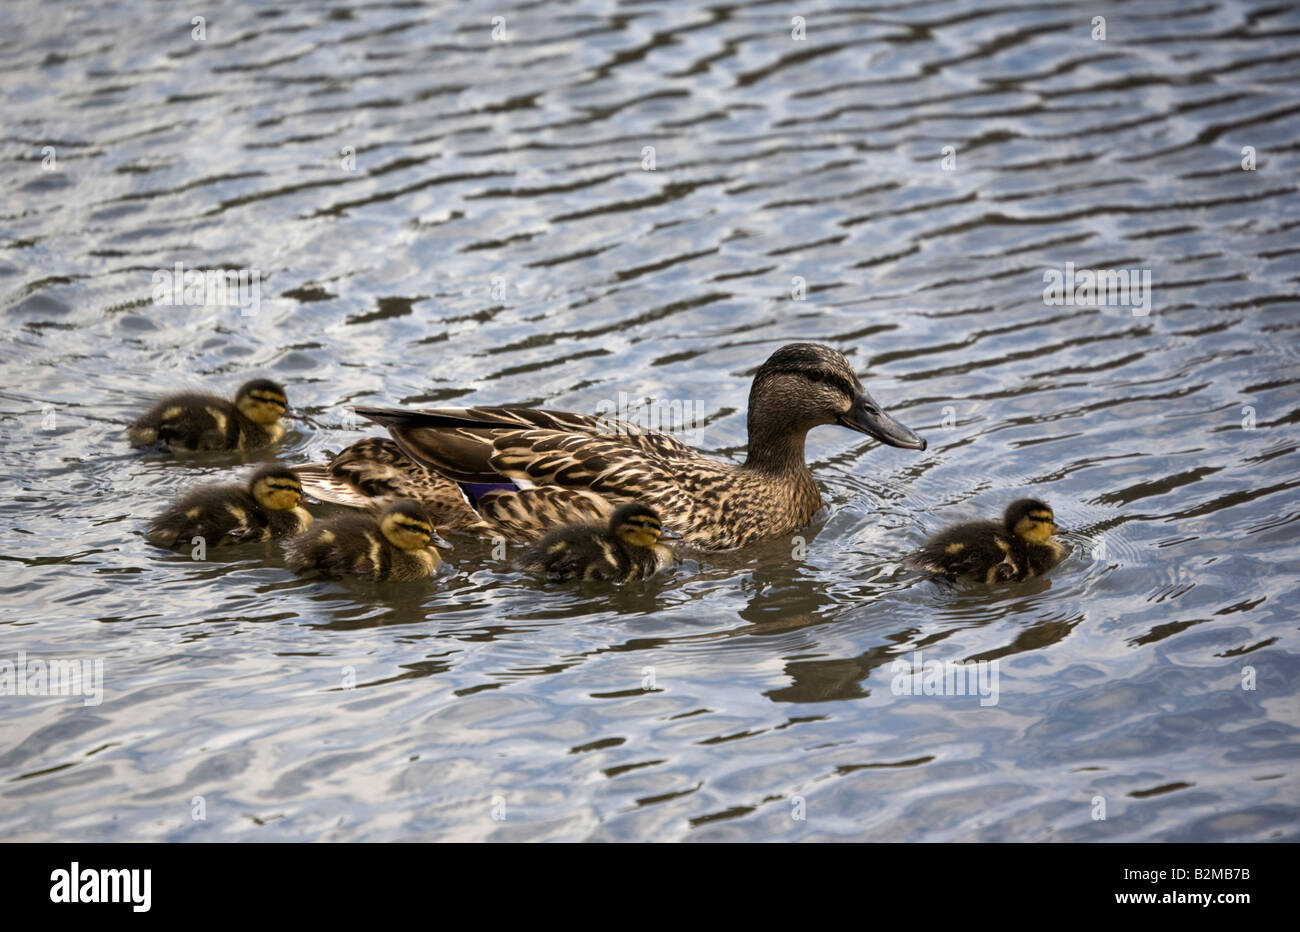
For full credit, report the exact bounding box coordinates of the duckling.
[283,500,446,582]
[128,379,290,451]
[906,499,1065,583]
[147,466,312,549]
[517,502,678,583]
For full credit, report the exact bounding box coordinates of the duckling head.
[235,379,289,425]
[746,343,925,463]
[379,501,439,551]
[610,502,664,549]
[1005,499,1060,545]
[249,466,303,511]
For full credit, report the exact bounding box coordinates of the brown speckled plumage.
[295,344,925,550]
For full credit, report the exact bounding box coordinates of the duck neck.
[743,415,813,477]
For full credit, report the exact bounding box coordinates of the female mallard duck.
[295,343,925,550]
[283,500,447,582]
[906,499,1065,583]
[518,502,678,582]
[147,466,311,549]
[128,379,290,451]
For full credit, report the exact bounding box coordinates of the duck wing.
[355,405,698,476]
[296,437,461,507]
[356,405,700,516]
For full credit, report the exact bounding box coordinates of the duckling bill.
[906,499,1065,583]
[283,500,446,582]
[147,466,311,549]
[128,379,290,451]
[517,502,677,582]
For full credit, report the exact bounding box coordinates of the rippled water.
[2,0,1299,841]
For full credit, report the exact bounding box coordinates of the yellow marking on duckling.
[204,407,228,435]
[945,542,965,554]
[318,529,335,543]
[160,406,184,422]
[226,505,248,525]
[547,542,568,556]
[185,507,202,519]
[597,539,619,570]
[365,531,383,570]
[995,537,1011,553]
[1015,517,1056,545]
[292,507,313,531]
[127,426,157,445]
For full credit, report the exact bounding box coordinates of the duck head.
[235,379,290,426]
[610,502,665,549]
[745,343,925,467]
[249,466,304,511]
[379,500,450,552]
[1004,499,1061,545]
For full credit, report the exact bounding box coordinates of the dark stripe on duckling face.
[1012,509,1059,544]
[612,506,663,548]
[262,476,301,490]
[236,381,290,425]
[380,501,437,550]
[251,472,303,510]
[249,392,287,409]
[393,518,432,538]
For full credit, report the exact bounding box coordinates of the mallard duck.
[906,499,1065,583]
[517,502,678,582]
[295,343,925,550]
[128,379,290,451]
[146,466,311,549]
[282,500,447,582]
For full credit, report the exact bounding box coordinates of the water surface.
[1,0,1299,841]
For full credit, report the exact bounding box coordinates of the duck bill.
[429,530,454,551]
[660,528,684,540]
[839,391,927,451]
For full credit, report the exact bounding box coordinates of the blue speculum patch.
[459,481,519,503]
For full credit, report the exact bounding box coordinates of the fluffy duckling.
[283,500,446,582]
[906,499,1065,583]
[128,379,290,451]
[147,466,312,549]
[517,502,678,583]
